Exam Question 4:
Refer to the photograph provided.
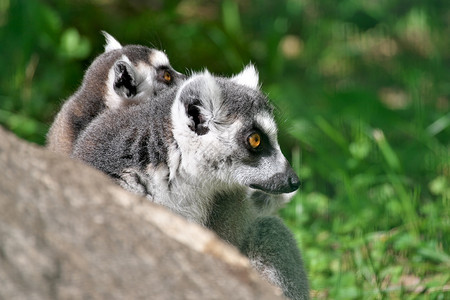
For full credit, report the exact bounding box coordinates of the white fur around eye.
[255,112,278,142]
[150,50,170,68]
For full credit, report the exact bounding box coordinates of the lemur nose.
[289,175,301,190]
[285,166,300,192]
[248,164,301,194]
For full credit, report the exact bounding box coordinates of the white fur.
[117,163,215,225]
[251,256,283,290]
[161,173,222,225]
[171,73,202,153]
[167,142,181,182]
[102,31,122,52]
[255,112,278,145]
[230,64,259,89]
[150,50,170,67]
[197,71,224,127]
[126,153,223,225]
[135,61,156,96]
[170,71,211,149]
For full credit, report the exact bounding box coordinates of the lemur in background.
[47,32,185,155]
[70,65,309,299]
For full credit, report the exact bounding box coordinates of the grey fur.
[72,67,309,299]
[47,32,184,155]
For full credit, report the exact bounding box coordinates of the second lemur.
[47,32,185,155]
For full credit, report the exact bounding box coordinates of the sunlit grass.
[281,117,449,299]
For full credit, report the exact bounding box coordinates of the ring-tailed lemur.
[72,65,309,299]
[46,33,286,215]
[47,32,185,155]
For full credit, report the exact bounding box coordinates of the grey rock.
[0,127,282,300]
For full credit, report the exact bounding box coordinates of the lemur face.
[100,32,186,110]
[170,66,300,195]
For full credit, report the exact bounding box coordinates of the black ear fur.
[113,61,137,98]
[186,101,209,135]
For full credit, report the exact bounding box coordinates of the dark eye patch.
[243,127,272,155]
[156,67,174,85]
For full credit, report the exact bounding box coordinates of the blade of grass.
[372,129,401,173]
[426,113,450,136]
[315,116,348,153]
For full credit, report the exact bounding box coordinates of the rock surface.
[0,127,282,300]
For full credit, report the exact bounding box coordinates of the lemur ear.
[113,61,137,98]
[181,71,222,135]
[230,64,259,89]
[186,100,209,135]
[102,31,122,52]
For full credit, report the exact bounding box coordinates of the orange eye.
[163,71,172,82]
[248,133,261,149]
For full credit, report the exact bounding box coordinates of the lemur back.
[73,66,309,299]
[47,32,184,155]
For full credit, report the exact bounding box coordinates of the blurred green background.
[1,0,449,298]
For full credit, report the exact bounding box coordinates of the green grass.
[279,90,449,298]
[280,119,449,299]
[1,0,449,298]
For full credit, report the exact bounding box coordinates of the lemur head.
[83,32,185,109]
[171,65,300,195]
